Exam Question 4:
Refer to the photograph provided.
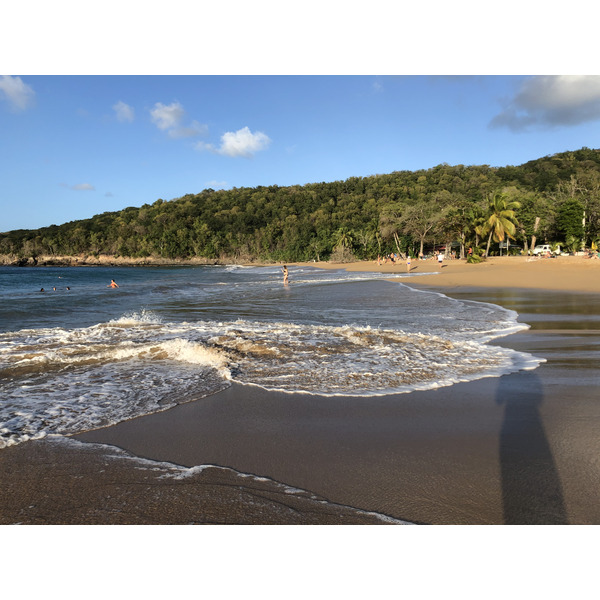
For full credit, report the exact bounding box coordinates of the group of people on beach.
[376,251,446,272]
[377,251,451,265]
[377,253,404,264]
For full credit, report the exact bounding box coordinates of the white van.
[532,244,561,256]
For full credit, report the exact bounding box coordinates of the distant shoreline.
[0,254,266,268]
[3,252,600,295]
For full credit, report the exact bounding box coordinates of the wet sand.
[0,436,403,524]
[2,257,600,524]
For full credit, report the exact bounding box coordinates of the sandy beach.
[317,253,600,294]
[1,255,599,524]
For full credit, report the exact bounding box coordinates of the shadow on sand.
[496,371,568,524]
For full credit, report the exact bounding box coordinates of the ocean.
[0,264,543,448]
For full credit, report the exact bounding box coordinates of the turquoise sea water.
[0,264,542,447]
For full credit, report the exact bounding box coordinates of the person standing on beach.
[108,279,119,288]
[406,255,411,273]
[438,252,444,266]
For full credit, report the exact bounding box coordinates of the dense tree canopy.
[3,147,600,263]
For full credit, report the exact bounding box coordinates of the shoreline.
[0,253,254,268]
[3,252,600,295]
[2,258,600,524]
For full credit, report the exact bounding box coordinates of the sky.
[2,3,600,234]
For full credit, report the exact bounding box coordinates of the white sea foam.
[0,318,233,448]
[108,309,163,326]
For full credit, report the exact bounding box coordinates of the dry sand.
[2,256,600,525]
[305,254,600,294]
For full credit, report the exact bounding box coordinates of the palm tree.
[332,227,354,250]
[463,204,487,249]
[483,192,521,257]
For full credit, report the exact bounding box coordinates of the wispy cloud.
[168,120,209,139]
[197,126,271,158]
[113,100,135,122]
[0,75,35,111]
[60,182,95,191]
[205,180,228,190]
[150,101,208,138]
[490,75,600,131]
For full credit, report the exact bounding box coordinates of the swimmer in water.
[108,279,119,288]
[282,265,289,285]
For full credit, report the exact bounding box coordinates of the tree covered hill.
[2,147,600,264]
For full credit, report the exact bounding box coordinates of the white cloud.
[216,126,271,157]
[150,101,208,139]
[490,75,600,131]
[150,101,185,130]
[113,100,134,122]
[0,75,35,111]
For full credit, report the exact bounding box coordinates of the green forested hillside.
[3,147,600,263]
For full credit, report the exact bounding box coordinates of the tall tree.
[395,200,447,257]
[483,192,521,257]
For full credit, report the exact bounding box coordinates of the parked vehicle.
[532,244,561,256]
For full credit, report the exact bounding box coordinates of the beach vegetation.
[466,247,485,263]
[3,147,600,264]
[564,235,582,254]
[556,198,585,244]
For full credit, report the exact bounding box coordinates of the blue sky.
[2,74,600,232]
